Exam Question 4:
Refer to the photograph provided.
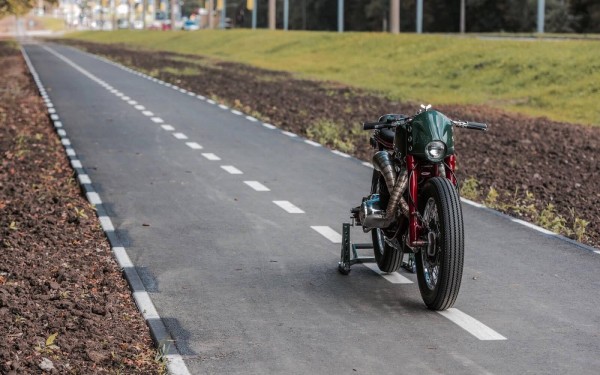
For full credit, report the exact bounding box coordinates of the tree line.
[227,0,599,33]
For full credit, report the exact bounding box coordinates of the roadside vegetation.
[69,30,600,126]
[0,40,164,374]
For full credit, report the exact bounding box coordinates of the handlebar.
[452,120,488,131]
[363,115,488,132]
[363,121,390,130]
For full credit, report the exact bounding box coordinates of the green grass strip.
[67,30,600,126]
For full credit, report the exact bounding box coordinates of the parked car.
[182,20,199,31]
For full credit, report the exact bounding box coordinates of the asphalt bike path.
[23,42,600,375]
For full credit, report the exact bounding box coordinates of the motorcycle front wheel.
[371,172,403,273]
[415,177,464,311]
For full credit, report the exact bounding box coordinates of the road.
[23,42,600,375]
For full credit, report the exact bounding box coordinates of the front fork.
[407,155,456,248]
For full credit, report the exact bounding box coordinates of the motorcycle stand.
[338,222,375,275]
[337,222,417,275]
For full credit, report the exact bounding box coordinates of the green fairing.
[395,110,455,159]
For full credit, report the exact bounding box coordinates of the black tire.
[371,172,403,273]
[415,177,464,311]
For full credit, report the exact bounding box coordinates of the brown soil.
[57,40,600,250]
[0,41,163,374]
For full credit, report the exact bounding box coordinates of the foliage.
[235,0,598,33]
[68,30,600,126]
[0,0,56,18]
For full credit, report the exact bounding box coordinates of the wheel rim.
[421,197,441,291]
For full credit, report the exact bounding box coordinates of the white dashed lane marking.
[362,263,414,284]
[151,117,164,123]
[71,160,82,168]
[202,153,221,161]
[173,133,188,140]
[332,150,351,158]
[245,116,258,122]
[86,192,102,205]
[161,125,175,131]
[99,216,115,231]
[304,140,321,147]
[262,123,276,129]
[231,110,243,116]
[185,142,203,150]
[281,131,297,138]
[142,111,154,116]
[310,226,342,243]
[78,174,91,184]
[221,165,243,175]
[438,309,507,341]
[243,181,270,192]
[273,201,305,214]
[61,138,71,146]
[219,104,229,110]
[135,105,145,110]
[362,162,374,169]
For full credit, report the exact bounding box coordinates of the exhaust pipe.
[371,151,410,226]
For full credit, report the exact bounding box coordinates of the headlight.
[425,141,446,162]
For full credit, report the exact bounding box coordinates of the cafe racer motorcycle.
[339,105,487,311]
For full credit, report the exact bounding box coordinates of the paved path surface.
[24,42,600,375]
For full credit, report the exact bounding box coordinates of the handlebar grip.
[363,121,388,130]
[466,122,488,131]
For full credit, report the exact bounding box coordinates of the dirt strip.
[0,41,163,374]
[56,39,600,250]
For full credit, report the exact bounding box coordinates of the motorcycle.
[339,105,487,311]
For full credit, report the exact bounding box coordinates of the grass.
[460,176,589,241]
[66,29,600,126]
[33,16,66,32]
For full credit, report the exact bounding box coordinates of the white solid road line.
[438,308,507,341]
[185,142,203,150]
[362,162,374,169]
[221,165,243,175]
[202,153,221,161]
[311,226,342,243]
[173,133,188,140]
[161,124,175,131]
[362,263,414,284]
[244,181,270,192]
[273,201,305,214]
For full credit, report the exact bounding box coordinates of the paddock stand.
[337,222,375,275]
[337,222,417,275]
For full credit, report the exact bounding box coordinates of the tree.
[1,0,57,18]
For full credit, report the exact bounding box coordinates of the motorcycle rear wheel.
[415,177,464,311]
[371,172,403,273]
